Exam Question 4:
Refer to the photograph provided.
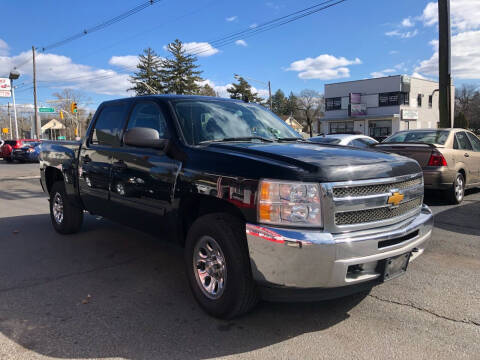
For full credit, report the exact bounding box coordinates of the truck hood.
[204,142,421,182]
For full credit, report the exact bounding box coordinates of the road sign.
[0,90,11,98]
[2,128,8,134]
[0,78,11,91]
[57,136,66,140]
[38,107,56,113]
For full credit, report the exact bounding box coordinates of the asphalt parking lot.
[0,161,479,360]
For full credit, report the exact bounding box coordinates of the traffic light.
[59,110,64,120]
[70,102,78,114]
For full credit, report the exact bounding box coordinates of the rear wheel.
[50,181,84,234]
[185,213,258,319]
[5,157,12,163]
[446,172,465,204]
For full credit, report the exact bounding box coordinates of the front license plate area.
[383,252,411,281]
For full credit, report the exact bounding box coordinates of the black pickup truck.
[40,95,433,318]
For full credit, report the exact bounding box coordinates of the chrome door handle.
[464,153,470,157]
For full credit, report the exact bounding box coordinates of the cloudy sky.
[0,0,479,109]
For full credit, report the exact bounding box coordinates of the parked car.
[0,139,38,162]
[375,129,480,204]
[310,134,378,148]
[40,95,433,319]
[11,142,42,163]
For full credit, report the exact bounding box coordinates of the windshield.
[309,137,341,145]
[384,130,450,145]
[172,100,301,145]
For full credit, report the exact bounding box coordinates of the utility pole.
[7,102,12,140]
[11,85,19,139]
[32,46,41,139]
[268,81,272,111]
[438,0,452,128]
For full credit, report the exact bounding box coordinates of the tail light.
[14,141,22,148]
[428,151,447,166]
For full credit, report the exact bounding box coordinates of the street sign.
[0,90,11,98]
[402,109,419,120]
[38,107,56,113]
[0,78,11,91]
[57,136,66,140]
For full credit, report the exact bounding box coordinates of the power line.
[40,0,165,52]
[12,0,165,70]
[27,0,348,88]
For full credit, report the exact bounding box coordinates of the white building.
[319,75,455,139]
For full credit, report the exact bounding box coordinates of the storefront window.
[329,121,354,134]
[368,120,392,139]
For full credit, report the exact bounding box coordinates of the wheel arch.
[178,194,247,246]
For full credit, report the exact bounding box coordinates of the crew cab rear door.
[109,100,182,234]
[78,101,129,216]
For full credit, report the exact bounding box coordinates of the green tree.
[160,39,203,95]
[129,47,164,95]
[227,76,263,103]
[285,92,298,116]
[454,112,469,129]
[271,89,288,115]
[198,83,216,97]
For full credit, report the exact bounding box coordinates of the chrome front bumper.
[246,204,433,290]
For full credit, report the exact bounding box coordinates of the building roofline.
[325,74,439,87]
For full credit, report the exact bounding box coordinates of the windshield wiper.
[199,136,274,145]
[276,137,308,142]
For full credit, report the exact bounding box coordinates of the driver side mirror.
[123,127,168,150]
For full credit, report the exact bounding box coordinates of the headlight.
[258,179,322,227]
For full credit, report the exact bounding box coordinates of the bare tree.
[296,89,324,137]
[51,89,90,139]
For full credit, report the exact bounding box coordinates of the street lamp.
[9,70,20,139]
[234,74,272,110]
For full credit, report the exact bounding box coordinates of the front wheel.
[185,213,258,319]
[50,181,84,234]
[446,172,465,204]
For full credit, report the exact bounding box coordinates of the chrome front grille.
[332,177,423,198]
[335,198,423,225]
[321,173,424,233]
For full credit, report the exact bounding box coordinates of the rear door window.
[90,103,128,146]
[454,132,473,150]
[466,132,480,152]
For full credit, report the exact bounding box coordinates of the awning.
[41,119,65,131]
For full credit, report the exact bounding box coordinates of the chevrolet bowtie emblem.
[388,192,404,207]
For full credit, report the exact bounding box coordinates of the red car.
[0,139,38,162]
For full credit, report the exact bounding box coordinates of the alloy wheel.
[52,192,64,224]
[193,236,227,300]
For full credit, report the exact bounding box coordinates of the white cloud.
[108,55,138,70]
[385,29,418,39]
[287,54,362,80]
[226,16,237,22]
[0,50,131,96]
[182,42,219,57]
[401,17,415,27]
[235,40,247,47]
[415,30,480,79]
[0,39,9,56]
[389,50,399,55]
[249,23,258,29]
[422,0,480,31]
[370,68,396,78]
[414,1,480,80]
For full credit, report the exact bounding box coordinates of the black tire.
[49,181,84,234]
[445,172,465,205]
[185,213,258,319]
[5,157,13,163]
